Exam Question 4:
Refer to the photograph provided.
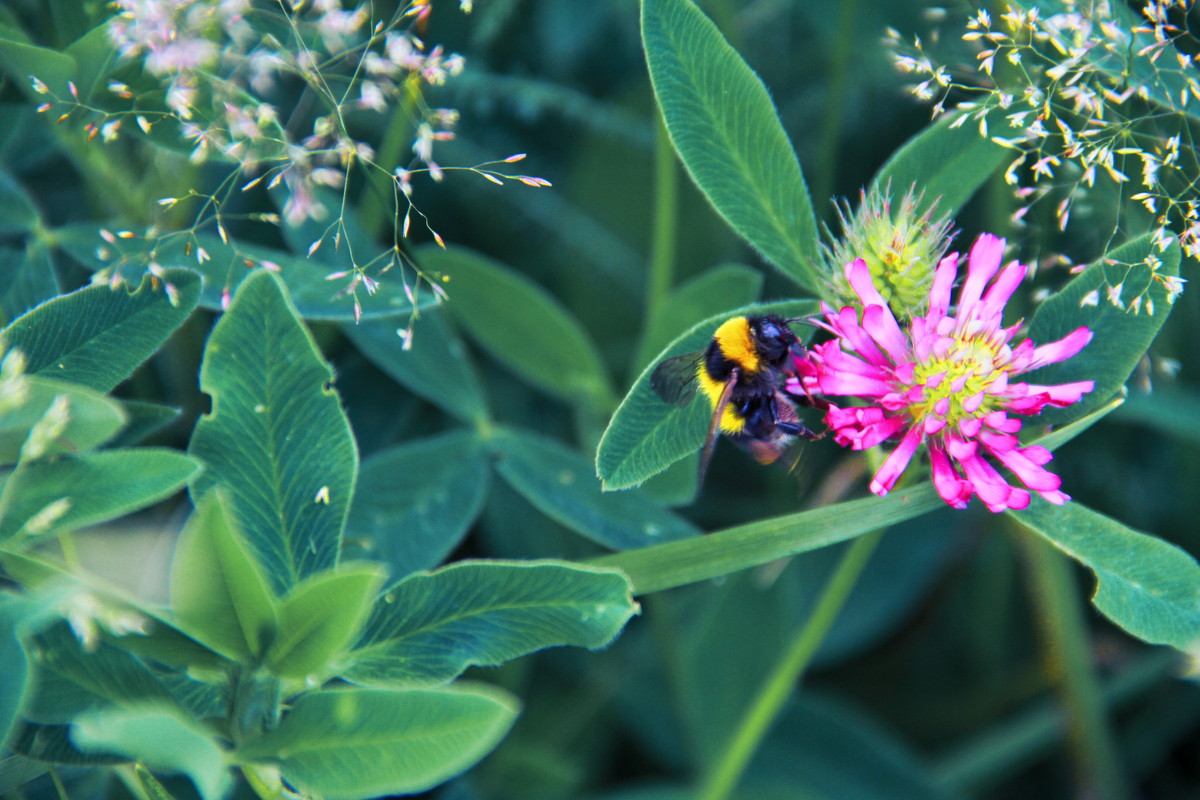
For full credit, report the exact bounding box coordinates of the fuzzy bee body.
[651,315,821,487]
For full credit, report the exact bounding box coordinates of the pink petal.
[958,417,983,438]
[1025,381,1095,406]
[1028,327,1093,369]
[1006,339,1036,371]
[844,258,890,309]
[929,445,971,508]
[977,261,1029,323]
[834,307,888,364]
[984,440,1063,492]
[957,234,1006,313]
[869,424,923,496]
[1037,489,1071,505]
[819,372,896,397]
[1006,487,1032,510]
[956,449,1018,511]
[945,433,978,460]
[927,252,960,321]
[861,304,910,364]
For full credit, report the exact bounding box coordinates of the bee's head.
[750,315,802,363]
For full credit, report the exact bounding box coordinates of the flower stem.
[645,111,678,328]
[359,82,419,237]
[696,528,885,800]
[1015,527,1130,800]
[48,766,70,800]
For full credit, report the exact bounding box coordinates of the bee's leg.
[770,393,822,440]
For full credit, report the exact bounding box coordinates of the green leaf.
[0,376,127,466]
[188,270,357,594]
[871,110,1012,218]
[596,300,816,490]
[61,24,119,102]
[1023,234,1180,426]
[344,560,638,688]
[134,765,180,800]
[10,722,127,765]
[0,247,56,326]
[0,268,200,393]
[493,428,700,549]
[344,311,488,425]
[54,225,420,322]
[750,694,963,800]
[235,684,518,799]
[109,400,181,448]
[0,753,48,793]
[418,245,614,408]
[0,25,76,98]
[0,174,41,238]
[642,0,821,289]
[591,483,946,594]
[23,622,180,725]
[346,431,490,581]
[170,491,278,663]
[0,595,39,747]
[71,705,231,800]
[1011,500,1200,650]
[265,564,385,680]
[634,263,763,370]
[0,448,198,546]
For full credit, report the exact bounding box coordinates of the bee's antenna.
[783,316,821,327]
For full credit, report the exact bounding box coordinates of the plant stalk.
[1016,528,1130,800]
[645,111,678,328]
[696,528,885,800]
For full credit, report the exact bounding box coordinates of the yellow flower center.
[907,332,1007,426]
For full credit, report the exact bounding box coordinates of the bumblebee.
[651,315,822,486]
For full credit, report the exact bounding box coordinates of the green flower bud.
[822,183,954,318]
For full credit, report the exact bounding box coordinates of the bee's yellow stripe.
[713,317,761,374]
[696,356,745,435]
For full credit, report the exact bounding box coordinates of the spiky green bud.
[821,184,955,318]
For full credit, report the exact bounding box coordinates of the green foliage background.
[0,1,1198,799]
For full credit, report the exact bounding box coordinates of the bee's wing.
[697,368,739,489]
[650,351,703,406]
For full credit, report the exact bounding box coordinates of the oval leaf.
[596,300,816,490]
[0,376,127,466]
[871,110,1012,218]
[0,172,42,238]
[188,270,357,594]
[418,245,613,409]
[0,244,57,323]
[343,560,639,688]
[0,595,38,747]
[71,705,231,800]
[346,431,490,581]
[1023,234,1180,426]
[493,428,700,549]
[24,622,180,725]
[642,0,821,289]
[1011,500,1200,651]
[0,268,200,393]
[235,684,518,799]
[265,565,385,680]
[344,311,488,425]
[170,491,278,663]
[0,448,199,547]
